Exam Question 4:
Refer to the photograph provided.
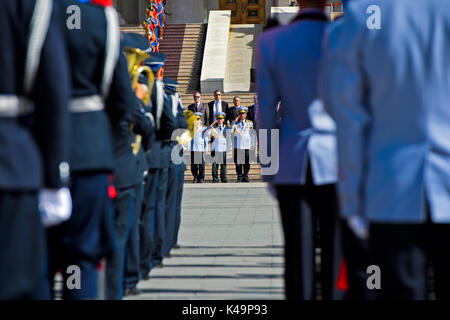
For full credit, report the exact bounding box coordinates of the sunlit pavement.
[127,182,284,300]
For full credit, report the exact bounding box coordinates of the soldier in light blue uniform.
[256,0,339,300]
[232,107,255,183]
[190,112,208,183]
[205,112,231,183]
[320,0,450,300]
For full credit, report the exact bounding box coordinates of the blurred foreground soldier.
[44,0,133,300]
[320,0,450,300]
[256,0,339,300]
[162,77,187,258]
[206,112,230,183]
[232,107,254,183]
[0,0,71,300]
[140,53,177,277]
[190,112,208,183]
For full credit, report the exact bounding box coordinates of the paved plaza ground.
[127,182,284,300]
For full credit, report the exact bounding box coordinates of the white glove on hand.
[347,215,369,241]
[39,188,72,228]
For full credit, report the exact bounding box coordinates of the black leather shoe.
[197,179,204,183]
[221,179,228,183]
[142,274,151,281]
[242,176,249,183]
[212,180,219,183]
[124,287,142,296]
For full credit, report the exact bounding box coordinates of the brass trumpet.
[124,47,155,155]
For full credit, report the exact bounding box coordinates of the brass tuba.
[176,109,198,145]
[124,47,155,155]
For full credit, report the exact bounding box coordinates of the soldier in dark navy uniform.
[162,77,188,258]
[43,0,134,300]
[0,0,71,300]
[139,53,178,279]
[106,77,154,299]
[124,70,156,296]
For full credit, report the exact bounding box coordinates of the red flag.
[336,258,349,291]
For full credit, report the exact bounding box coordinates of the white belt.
[0,95,34,117]
[70,95,104,113]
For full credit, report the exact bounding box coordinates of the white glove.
[347,215,369,241]
[39,188,72,228]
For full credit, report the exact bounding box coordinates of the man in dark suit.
[226,96,241,126]
[247,95,258,130]
[187,92,209,124]
[207,90,229,125]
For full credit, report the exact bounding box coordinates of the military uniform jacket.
[205,125,232,152]
[0,0,71,190]
[59,0,133,173]
[232,119,254,150]
[146,80,177,169]
[113,96,153,190]
[166,89,188,168]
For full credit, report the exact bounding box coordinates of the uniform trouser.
[211,151,227,182]
[369,220,450,300]
[124,181,145,290]
[173,167,185,248]
[46,173,116,300]
[139,169,159,278]
[339,219,372,300]
[106,186,136,300]
[0,191,43,300]
[164,163,180,257]
[151,167,169,266]
[190,151,204,181]
[234,148,250,179]
[275,167,338,300]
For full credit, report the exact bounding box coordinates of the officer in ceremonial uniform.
[0,0,71,300]
[190,112,208,183]
[139,53,177,278]
[44,0,134,300]
[256,0,339,300]
[205,112,231,183]
[162,77,188,258]
[232,107,254,182]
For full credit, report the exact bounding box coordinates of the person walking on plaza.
[256,0,339,300]
[320,0,450,300]
[205,112,231,183]
[232,107,254,183]
[190,112,208,183]
[188,92,209,125]
[0,0,71,300]
[208,90,229,125]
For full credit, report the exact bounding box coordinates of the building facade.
[114,0,342,25]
